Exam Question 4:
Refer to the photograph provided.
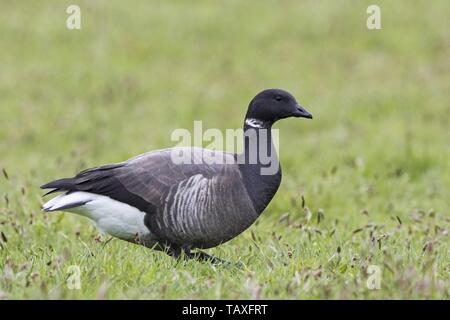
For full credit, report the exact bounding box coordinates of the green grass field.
[0,1,449,299]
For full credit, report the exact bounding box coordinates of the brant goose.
[41,89,312,262]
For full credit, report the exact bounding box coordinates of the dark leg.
[167,246,184,260]
[167,246,242,267]
[189,250,227,264]
[189,249,243,268]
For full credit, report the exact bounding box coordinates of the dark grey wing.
[41,147,236,215]
[113,147,236,209]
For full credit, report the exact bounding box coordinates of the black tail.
[40,162,152,214]
[41,163,125,194]
[40,178,76,196]
[40,178,77,189]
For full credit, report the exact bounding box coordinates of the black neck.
[237,120,282,214]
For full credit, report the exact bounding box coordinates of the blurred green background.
[0,1,449,299]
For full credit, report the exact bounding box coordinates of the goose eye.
[275,96,282,101]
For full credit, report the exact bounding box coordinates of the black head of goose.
[41,88,312,263]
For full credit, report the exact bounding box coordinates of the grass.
[0,0,449,299]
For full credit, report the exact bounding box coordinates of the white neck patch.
[245,118,266,128]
